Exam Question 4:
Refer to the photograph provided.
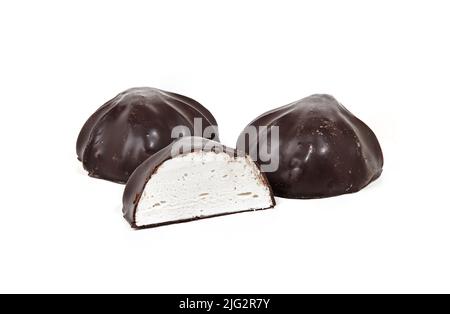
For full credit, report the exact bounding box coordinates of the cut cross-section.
[122,137,275,229]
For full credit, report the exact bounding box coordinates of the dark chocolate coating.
[123,137,276,229]
[237,94,383,198]
[76,87,219,183]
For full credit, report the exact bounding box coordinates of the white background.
[1,0,449,293]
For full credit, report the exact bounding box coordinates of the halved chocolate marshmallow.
[123,137,275,229]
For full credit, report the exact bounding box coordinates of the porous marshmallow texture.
[135,151,273,227]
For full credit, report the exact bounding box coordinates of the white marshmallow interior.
[135,151,273,227]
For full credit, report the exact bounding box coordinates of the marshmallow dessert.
[122,137,275,229]
[237,94,383,199]
[76,87,219,183]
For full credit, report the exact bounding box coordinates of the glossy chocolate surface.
[237,94,383,198]
[122,137,275,228]
[76,87,219,183]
